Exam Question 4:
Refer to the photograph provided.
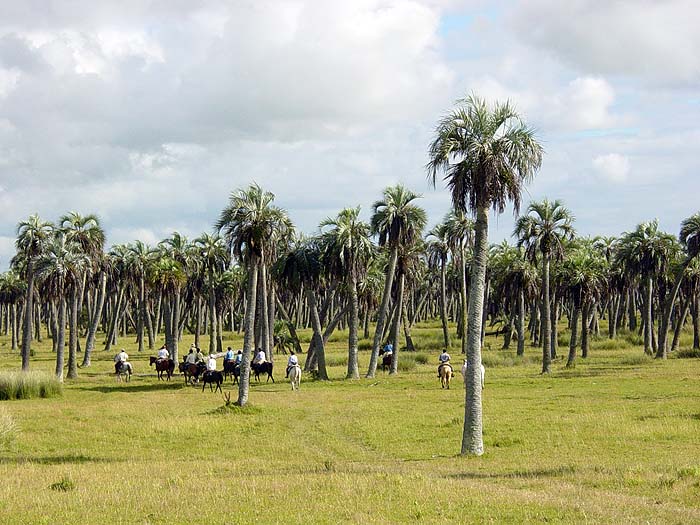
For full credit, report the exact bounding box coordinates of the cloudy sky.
[0,0,698,268]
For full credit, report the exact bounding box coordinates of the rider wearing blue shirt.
[224,347,235,362]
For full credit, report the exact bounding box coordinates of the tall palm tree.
[444,210,474,353]
[35,234,87,381]
[616,221,676,355]
[151,256,187,362]
[59,212,106,368]
[514,199,575,373]
[426,222,452,350]
[428,95,543,456]
[657,213,700,358]
[320,207,374,379]
[217,184,292,407]
[14,214,53,370]
[127,241,158,352]
[195,233,229,355]
[366,185,427,378]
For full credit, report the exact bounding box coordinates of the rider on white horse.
[438,349,451,378]
[285,351,299,378]
[114,349,129,374]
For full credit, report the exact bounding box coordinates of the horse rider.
[253,348,266,365]
[285,350,299,378]
[185,348,197,365]
[195,347,206,364]
[207,354,217,372]
[114,348,129,374]
[224,346,235,364]
[234,350,243,365]
[156,344,170,362]
[382,343,394,357]
[438,349,451,378]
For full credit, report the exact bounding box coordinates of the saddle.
[439,362,452,374]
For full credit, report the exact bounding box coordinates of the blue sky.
[0,0,698,268]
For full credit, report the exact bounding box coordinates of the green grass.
[0,321,698,523]
[0,371,63,400]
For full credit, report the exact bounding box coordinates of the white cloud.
[592,153,630,183]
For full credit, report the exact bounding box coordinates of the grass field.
[0,322,699,524]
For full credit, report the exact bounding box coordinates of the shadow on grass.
[0,454,121,465]
[79,382,187,394]
[448,465,577,480]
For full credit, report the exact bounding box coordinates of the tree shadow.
[79,382,186,394]
[0,454,121,465]
[447,465,577,480]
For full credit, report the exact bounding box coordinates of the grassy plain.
[0,321,699,524]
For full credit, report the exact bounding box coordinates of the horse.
[149,356,175,381]
[288,364,301,391]
[116,362,133,382]
[223,360,241,384]
[461,360,485,391]
[179,362,204,385]
[378,348,392,372]
[201,370,223,393]
[439,363,453,389]
[251,361,274,383]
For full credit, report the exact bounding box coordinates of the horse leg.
[215,381,222,393]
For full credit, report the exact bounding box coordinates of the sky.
[0,0,698,268]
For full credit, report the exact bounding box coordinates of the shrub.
[414,353,429,365]
[620,354,652,366]
[0,372,63,401]
[0,407,18,450]
[324,355,347,367]
[49,478,75,492]
[397,358,416,372]
[676,348,700,359]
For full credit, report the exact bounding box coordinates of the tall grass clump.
[0,406,18,449]
[0,371,63,400]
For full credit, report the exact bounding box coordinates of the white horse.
[461,359,485,391]
[116,362,133,382]
[289,364,301,391]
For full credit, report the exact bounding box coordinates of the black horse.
[201,370,223,393]
[378,349,392,372]
[223,360,240,384]
[251,361,274,383]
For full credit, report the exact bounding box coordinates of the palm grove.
[1,97,699,456]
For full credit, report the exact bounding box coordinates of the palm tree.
[657,213,700,358]
[426,222,452,350]
[0,272,26,350]
[444,210,474,353]
[217,184,292,407]
[320,207,374,379]
[514,199,575,373]
[151,256,187,362]
[195,233,229,355]
[428,95,543,456]
[127,241,158,352]
[59,212,106,368]
[35,234,87,381]
[14,214,53,370]
[616,221,676,355]
[366,185,427,378]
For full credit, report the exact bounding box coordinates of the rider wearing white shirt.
[157,345,169,360]
[438,349,451,377]
[114,349,128,374]
[185,349,197,365]
[207,355,217,371]
[253,349,266,365]
[285,351,299,378]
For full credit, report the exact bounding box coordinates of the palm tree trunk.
[541,255,552,373]
[172,287,181,362]
[402,301,415,351]
[566,299,580,367]
[236,255,259,407]
[459,248,468,355]
[82,271,107,367]
[55,298,67,381]
[440,261,451,349]
[208,270,218,356]
[671,300,688,353]
[67,287,79,379]
[644,276,653,355]
[21,262,35,370]
[461,205,487,457]
[137,276,145,352]
[657,262,689,359]
[347,272,360,379]
[516,289,525,356]
[389,272,405,375]
[692,295,700,350]
[581,301,590,358]
[306,283,328,380]
[366,246,398,378]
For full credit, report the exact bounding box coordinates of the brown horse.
[149,356,175,381]
[378,349,392,372]
[179,362,204,385]
[439,363,453,389]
